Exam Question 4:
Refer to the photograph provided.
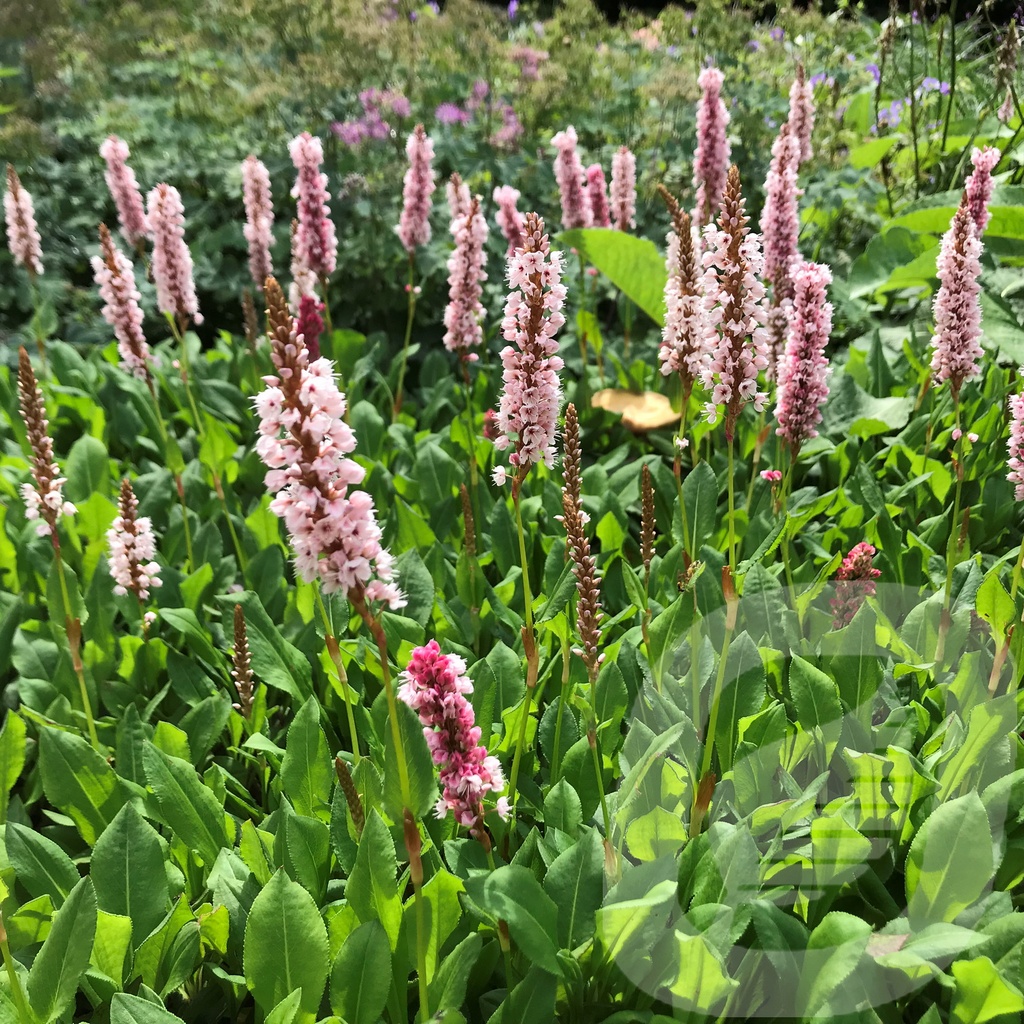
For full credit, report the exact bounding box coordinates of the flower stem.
[699,582,737,782]
[315,587,361,762]
[0,916,32,1024]
[167,313,203,434]
[550,637,570,782]
[507,481,539,813]
[147,380,196,573]
[1010,534,1024,604]
[53,542,99,750]
[935,408,965,668]
[394,254,416,418]
[726,435,737,571]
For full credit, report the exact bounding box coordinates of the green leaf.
[976,568,1016,640]
[92,804,171,947]
[682,461,718,553]
[713,632,766,773]
[491,964,558,1024]
[38,727,128,846]
[143,742,235,867]
[383,698,438,823]
[421,870,464,985]
[65,435,110,502]
[788,656,843,760]
[346,810,402,950]
[429,933,482,1012]
[110,993,188,1024]
[558,228,666,324]
[280,698,333,820]
[647,594,693,687]
[0,712,26,823]
[906,792,994,927]
[950,956,1024,1024]
[795,912,871,1015]
[543,778,583,835]
[329,920,392,1024]
[27,877,98,1024]
[663,933,737,1013]
[5,821,80,908]
[243,869,329,1024]
[544,828,603,949]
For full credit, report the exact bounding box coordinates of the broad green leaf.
[421,870,464,985]
[625,806,688,862]
[0,712,26,823]
[383,698,437,823]
[266,990,303,1024]
[795,911,872,1015]
[243,869,329,1024]
[950,956,1024,1024]
[811,815,873,891]
[38,727,128,845]
[110,992,188,1024]
[5,821,80,908]
[27,877,98,1024]
[429,932,482,1012]
[713,632,766,773]
[544,827,604,948]
[975,568,1016,639]
[280,698,333,820]
[663,932,737,1013]
[329,920,392,1024]
[143,742,235,867]
[906,792,994,927]
[65,435,110,501]
[788,656,843,761]
[682,460,718,554]
[346,810,402,949]
[92,804,171,946]
[490,963,558,1024]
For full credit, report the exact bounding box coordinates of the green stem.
[413,881,430,1021]
[54,546,99,750]
[320,275,334,335]
[726,435,737,571]
[935,407,965,668]
[394,255,416,418]
[1010,534,1024,605]
[674,392,692,559]
[167,314,203,436]
[507,482,539,813]
[147,381,196,573]
[461,361,481,526]
[699,618,735,782]
[0,921,32,1024]
[315,587,361,762]
[550,637,570,783]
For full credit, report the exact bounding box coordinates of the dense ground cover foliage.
[2,1,1024,1022]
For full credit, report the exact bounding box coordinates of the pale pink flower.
[775,261,833,452]
[551,126,592,230]
[146,183,203,326]
[446,173,471,223]
[760,122,803,301]
[611,146,637,231]
[964,146,1000,236]
[289,132,337,279]
[242,155,274,291]
[100,136,148,248]
[700,167,770,441]
[585,164,611,228]
[493,184,526,254]
[1007,371,1024,500]
[443,196,488,359]
[693,67,731,229]
[4,165,43,277]
[255,281,403,609]
[397,125,436,253]
[107,478,162,601]
[398,640,508,836]
[930,197,984,403]
[831,542,880,628]
[658,195,708,396]
[92,224,153,384]
[788,65,815,164]
[494,213,566,474]
[289,217,319,312]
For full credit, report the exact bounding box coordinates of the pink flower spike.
[289,132,337,279]
[398,125,436,253]
[92,224,153,385]
[242,155,275,291]
[443,195,489,359]
[760,122,803,302]
[964,145,1001,236]
[146,183,202,326]
[611,146,637,231]
[493,184,526,255]
[494,213,566,475]
[4,165,43,277]
[551,126,592,230]
[930,197,984,403]
[1007,370,1024,500]
[296,293,325,361]
[830,542,881,628]
[100,136,148,248]
[693,67,731,229]
[775,260,833,453]
[398,640,507,836]
[585,164,612,228]
[255,280,403,610]
[446,173,471,223]
[107,478,162,602]
[788,65,815,164]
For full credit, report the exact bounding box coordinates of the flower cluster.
[398,640,508,834]
[1007,371,1024,500]
[775,261,833,452]
[586,164,611,228]
[788,65,815,164]
[93,224,153,385]
[760,122,802,301]
[242,155,274,290]
[510,45,549,80]
[446,173,470,222]
[657,186,707,397]
[964,146,1000,236]
[930,197,984,403]
[611,146,637,231]
[107,478,162,602]
[4,165,43,277]
[493,185,525,254]
[831,542,881,628]
[17,348,75,538]
[693,67,731,228]
[551,126,592,231]
[331,89,410,146]
[289,217,318,311]
[296,293,325,362]
[397,125,436,253]
[100,136,148,248]
[254,279,404,608]
[490,104,524,150]
[443,196,488,359]
[997,23,1019,123]
[147,183,202,325]
[700,166,770,440]
[231,604,255,718]
[289,133,337,279]
[493,213,566,477]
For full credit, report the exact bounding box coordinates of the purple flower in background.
[747,40,761,51]
[428,1,440,12]
[436,102,470,125]
[409,10,418,21]
[331,121,365,146]
[508,0,518,18]
[491,105,523,150]
[911,9,920,23]
[770,26,784,41]
[866,62,881,83]
[809,72,829,87]
[467,79,490,113]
